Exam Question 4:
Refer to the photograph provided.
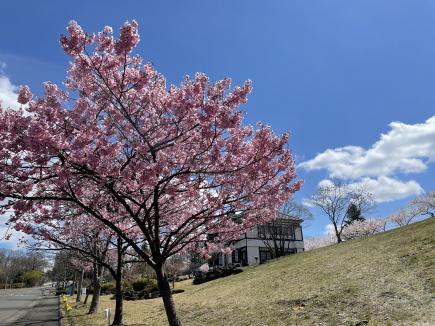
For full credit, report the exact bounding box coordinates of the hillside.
[67,218,435,326]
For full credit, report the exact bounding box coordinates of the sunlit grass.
[64,217,435,325]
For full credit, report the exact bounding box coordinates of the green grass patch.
[64,217,435,325]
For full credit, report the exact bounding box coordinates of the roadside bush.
[122,280,133,291]
[193,266,243,285]
[22,270,44,287]
[101,281,116,294]
[132,278,158,292]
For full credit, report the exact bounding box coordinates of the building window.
[258,222,295,240]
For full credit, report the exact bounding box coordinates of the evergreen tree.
[344,203,365,226]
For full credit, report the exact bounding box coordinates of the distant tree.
[342,219,384,240]
[388,209,417,227]
[164,254,187,288]
[186,252,206,276]
[0,250,47,288]
[280,200,313,226]
[256,201,311,259]
[410,191,435,218]
[310,182,373,243]
[304,234,336,251]
[344,203,365,226]
[22,270,44,287]
[258,213,298,259]
[49,250,79,288]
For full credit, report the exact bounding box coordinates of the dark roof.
[276,212,302,222]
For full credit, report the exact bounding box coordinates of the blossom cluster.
[341,219,385,240]
[0,20,301,269]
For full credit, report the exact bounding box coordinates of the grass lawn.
[63,217,435,325]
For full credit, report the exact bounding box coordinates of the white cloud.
[0,74,20,110]
[318,176,423,203]
[301,198,315,207]
[349,176,423,203]
[299,116,435,179]
[324,224,335,236]
[318,179,335,188]
[299,117,435,203]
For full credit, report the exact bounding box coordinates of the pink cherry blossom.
[341,219,385,240]
[199,263,209,273]
[114,20,139,55]
[18,85,32,104]
[0,20,302,326]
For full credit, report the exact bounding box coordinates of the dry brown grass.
[64,217,435,326]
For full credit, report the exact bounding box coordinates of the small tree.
[258,213,298,259]
[164,254,187,288]
[310,182,372,243]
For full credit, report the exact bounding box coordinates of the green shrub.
[132,278,158,292]
[22,270,44,287]
[101,281,116,294]
[122,280,133,291]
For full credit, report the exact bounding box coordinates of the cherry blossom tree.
[304,234,336,251]
[387,209,417,227]
[27,208,134,325]
[0,20,301,325]
[30,217,115,315]
[409,191,435,218]
[341,218,384,240]
[164,254,187,289]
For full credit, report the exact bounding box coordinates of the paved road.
[0,287,59,326]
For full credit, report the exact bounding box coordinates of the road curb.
[58,294,64,326]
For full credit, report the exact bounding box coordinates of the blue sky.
[1,1,435,248]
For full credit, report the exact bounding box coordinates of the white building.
[210,213,304,266]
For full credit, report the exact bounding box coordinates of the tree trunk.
[71,274,76,296]
[334,224,342,243]
[112,273,123,326]
[112,237,123,326]
[155,265,181,326]
[88,264,101,314]
[76,269,84,302]
[84,292,90,305]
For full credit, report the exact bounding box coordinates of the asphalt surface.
[0,287,59,326]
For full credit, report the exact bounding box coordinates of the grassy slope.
[67,218,435,326]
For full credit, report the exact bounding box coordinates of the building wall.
[224,224,304,266]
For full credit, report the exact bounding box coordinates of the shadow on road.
[0,288,60,326]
